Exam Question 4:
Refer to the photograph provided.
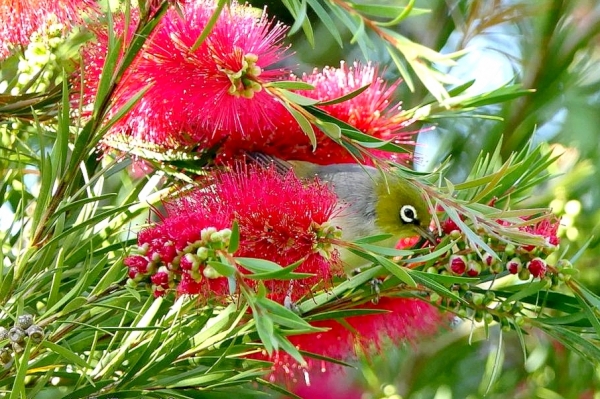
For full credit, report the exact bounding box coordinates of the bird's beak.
[414,225,437,245]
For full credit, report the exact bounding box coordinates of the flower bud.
[506,258,522,275]
[26,325,45,344]
[504,244,516,256]
[518,267,531,281]
[448,255,467,275]
[484,291,496,305]
[482,252,496,267]
[466,260,482,277]
[557,259,573,270]
[472,293,485,306]
[474,310,484,322]
[16,314,34,330]
[490,261,504,274]
[441,218,460,235]
[484,313,494,325]
[200,227,218,242]
[202,266,220,279]
[0,326,8,340]
[196,247,209,260]
[8,327,26,344]
[219,228,232,244]
[527,257,547,278]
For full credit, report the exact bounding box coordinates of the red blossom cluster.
[78,2,415,165]
[124,166,343,301]
[438,214,561,280]
[76,0,435,388]
[0,0,100,60]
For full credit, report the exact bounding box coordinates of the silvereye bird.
[250,154,434,270]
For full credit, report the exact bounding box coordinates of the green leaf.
[9,339,31,399]
[305,0,343,47]
[306,308,390,322]
[207,261,237,277]
[375,255,417,287]
[317,84,370,106]
[265,81,314,90]
[410,270,466,303]
[354,234,394,244]
[282,102,317,151]
[236,257,282,273]
[278,89,319,106]
[504,280,549,304]
[43,341,93,369]
[256,297,323,332]
[356,242,413,257]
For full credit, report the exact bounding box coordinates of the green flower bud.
[201,227,217,242]
[557,259,573,270]
[202,266,220,279]
[472,293,485,306]
[518,267,531,281]
[505,244,516,256]
[484,313,494,325]
[484,291,496,305]
[474,310,484,322]
[197,247,209,260]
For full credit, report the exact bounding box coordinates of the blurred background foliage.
[1,0,600,398]
[245,0,600,397]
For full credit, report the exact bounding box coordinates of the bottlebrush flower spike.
[124,166,343,301]
[82,0,290,150]
[261,297,442,385]
[0,0,100,60]
[296,61,415,165]
[216,61,418,166]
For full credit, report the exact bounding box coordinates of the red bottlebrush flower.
[527,257,547,278]
[298,62,415,165]
[519,215,561,251]
[0,0,100,60]
[262,297,442,384]
[441,217,461,235]
[77,11,138,108]
[202,166,343,302]
[216,61,417,166]
[124,166,342,301]
[292,369,363,399]
[82,0,290,151]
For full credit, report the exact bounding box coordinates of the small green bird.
[250,154,434,270]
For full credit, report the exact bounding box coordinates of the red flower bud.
[506,258,522,275]
[441,218,460,235]
[151,271,170,287]
[466,260,482,277]
[527,257,547,278]
[449,255,467,275]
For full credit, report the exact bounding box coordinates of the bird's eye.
[400,205,417,224]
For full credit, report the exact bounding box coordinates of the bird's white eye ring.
[400,205,417,224]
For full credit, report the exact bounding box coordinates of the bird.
[248,153,434,270]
